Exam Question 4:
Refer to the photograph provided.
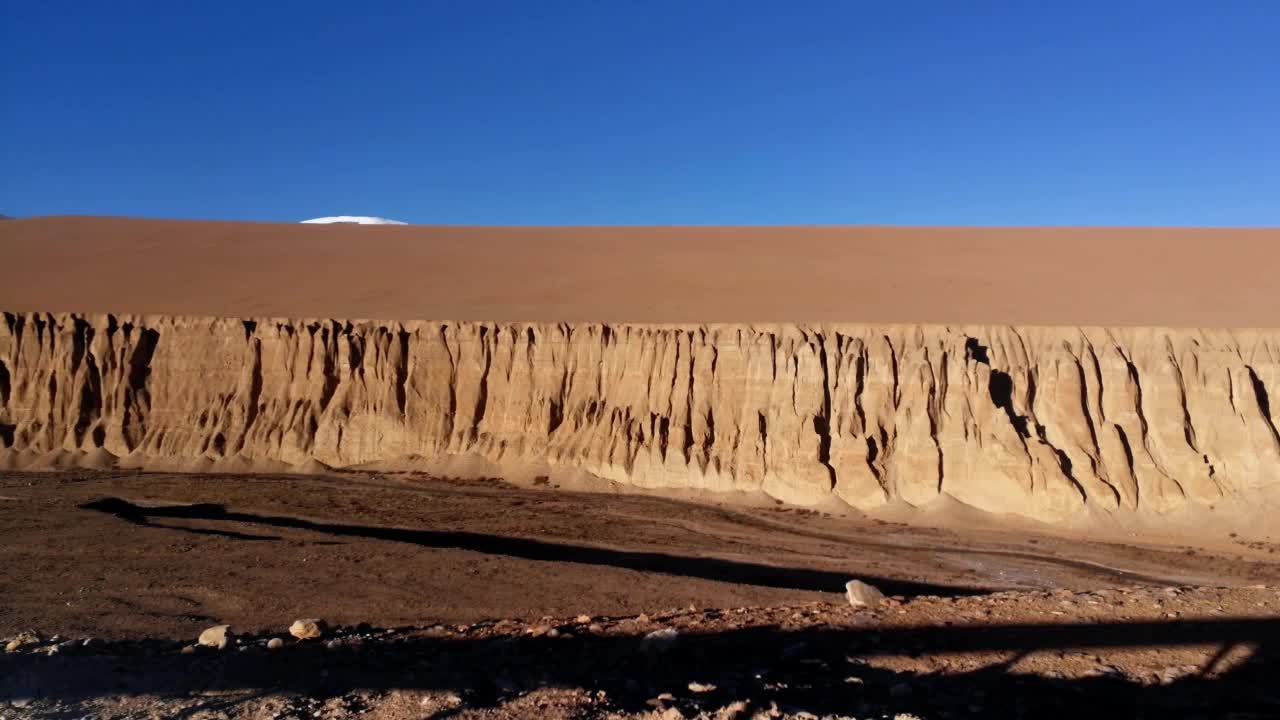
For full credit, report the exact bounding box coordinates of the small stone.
[546,628,561,638]
[646,692,675,706]
[4,632,40,653]
[576,615,592,623]
[289,618,326,640]
[640,628,680,653]
[845,579,885,608]
[688,681,717,693]
[713,701,750,720]
[197,625,231,650]
[266,637,285,650]
[180,644,197,655]
[588,623,604,634]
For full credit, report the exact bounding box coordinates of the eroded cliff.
[2,312,1278,523]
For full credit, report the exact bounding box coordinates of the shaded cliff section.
[2,312,1278,524]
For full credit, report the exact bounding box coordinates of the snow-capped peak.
[301,216,407,225]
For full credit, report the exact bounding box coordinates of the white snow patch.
[301,216,408,225]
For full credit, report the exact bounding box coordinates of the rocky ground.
[2,471,1279,719]
[3,585,1278,719]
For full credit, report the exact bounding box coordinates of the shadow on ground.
[3,616,1277,719]
[79,497,990,597]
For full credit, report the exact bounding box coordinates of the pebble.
[646,692,675,706]
[4,632,40,653]
[688,681,717,693]
[266,637,285,650]
[289,618,326,640]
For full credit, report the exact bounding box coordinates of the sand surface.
[2,216,1279,326]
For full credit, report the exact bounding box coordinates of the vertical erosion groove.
[317,324,339,412]
[982,347,1085,501]
[1168,349,1199,453]
[814,335,836,490]
[121,328,160,451]
[865,437,881,481]
[1074,358,1101,469]
[0,358,10,406]
[0,333,13,446]
[472,326,491,442]
[395,328,410,417]
[4,314,1280,523]
[239,336,263,453]
[988,370,1028,438]
[1247,366,1280,449]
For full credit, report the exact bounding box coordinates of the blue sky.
[2,1,1277,225]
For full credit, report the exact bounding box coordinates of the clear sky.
[2,1,1277,225]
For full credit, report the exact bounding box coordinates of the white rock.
[845,579,885,608]
[197,625,231,650]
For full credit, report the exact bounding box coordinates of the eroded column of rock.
[2,312,1278,523]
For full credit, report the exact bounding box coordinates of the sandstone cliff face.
[2,312,1278,523]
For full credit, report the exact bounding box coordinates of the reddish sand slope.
[1,216,1277,326]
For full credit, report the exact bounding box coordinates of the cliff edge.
[3,312,1277,525]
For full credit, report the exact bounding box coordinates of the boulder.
[845,579,885,608]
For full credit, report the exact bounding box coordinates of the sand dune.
[1,216,1278,326]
